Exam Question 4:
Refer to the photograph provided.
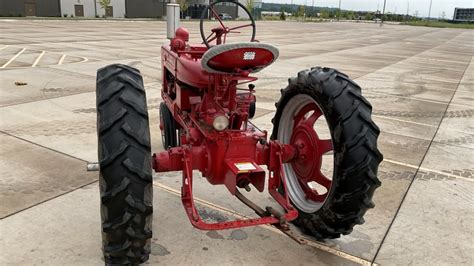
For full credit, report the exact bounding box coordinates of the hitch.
[153,142,299,231]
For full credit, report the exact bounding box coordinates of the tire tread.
[271,67,383,239]
[96,64,153,265]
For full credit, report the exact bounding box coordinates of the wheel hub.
[291,126,320,182]
[289,102,333,203]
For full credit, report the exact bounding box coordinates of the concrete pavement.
[0,20,473,265]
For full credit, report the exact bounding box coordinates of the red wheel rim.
[290,103,333,203]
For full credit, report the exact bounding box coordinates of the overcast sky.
[262,0,473,18]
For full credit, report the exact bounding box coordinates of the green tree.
[98,0,111,18]
[280,9,286,20]
[295,5,305,18]
[177,0,188,18]
[366,12,374,21]
[320,11,329,19]
[246,0,255,17]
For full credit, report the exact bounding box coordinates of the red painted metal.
[154,26,301,230]
[206,48,276,73]
[290,103,333,203]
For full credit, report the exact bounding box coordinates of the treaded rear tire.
[271,67,383,239]
[159,102,178,149]
[96,64,153,264]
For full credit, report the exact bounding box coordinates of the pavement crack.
[371,55,473,263]
[0,131,89,163]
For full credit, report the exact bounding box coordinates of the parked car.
[219,13,233,20]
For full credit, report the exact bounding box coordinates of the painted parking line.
[372,115,474,136]
[31,51,46,67]
[0,48,26,69]
[153,181,375,266]
[58,54,66,65]
[383,158,473,182]
[365,91,473,109]
[0,46,90,69]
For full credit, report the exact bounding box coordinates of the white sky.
[262,0,474,18]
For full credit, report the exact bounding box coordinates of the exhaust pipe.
[167,3,180,39]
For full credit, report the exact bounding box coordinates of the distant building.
[124,0,168,18]
[60,0,126,18]
[238,0,262,19]
[0,0,259,19]
[0,0,127,18]
[453,8,474,22]
[0,0,61,17]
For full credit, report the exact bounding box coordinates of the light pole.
[338,0,342,21]
[427,0,433,24]
[381,0,387,25]
[405,1,409,22]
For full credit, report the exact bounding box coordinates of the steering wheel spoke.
[200,0,256,48]
[210,7,226,29]
[228,23,254,31]
[205,31,217,43]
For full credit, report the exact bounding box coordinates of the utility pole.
[381,0,387,25]
[338,0,341,21]
[427,0,433,24]
[291,0,294,16]
[405,1,409,22]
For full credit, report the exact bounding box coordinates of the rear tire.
[159,102,178,149]
[271,67,383,239]
[96,64,153,264]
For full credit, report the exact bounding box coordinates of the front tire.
[96,64,153,264]
[272,67,383,239]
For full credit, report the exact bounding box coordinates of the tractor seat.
[201,42,279,74]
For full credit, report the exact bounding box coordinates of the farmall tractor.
[94,1,382,264]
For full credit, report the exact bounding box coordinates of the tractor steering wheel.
[200,0,256,48]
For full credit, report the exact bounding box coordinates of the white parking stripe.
[1,48,26,69]
[366,91,473,109]
[383,159,473,182]
[31,51,45,67]
[154,182,374,265]
[0,45,10,51]
[372,115,474,135]
[58,54,66,65]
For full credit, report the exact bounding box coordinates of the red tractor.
[94,1,382,264]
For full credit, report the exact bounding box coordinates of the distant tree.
[320,11,329,19]
[295,5,305,18]
[98,0,111,18]
[366,12,374,21]
[280,8,286,20]
[177,0,188,18]
[246,0,255,15]
[346,11,355,20]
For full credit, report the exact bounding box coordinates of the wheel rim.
[278,94,334,213]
